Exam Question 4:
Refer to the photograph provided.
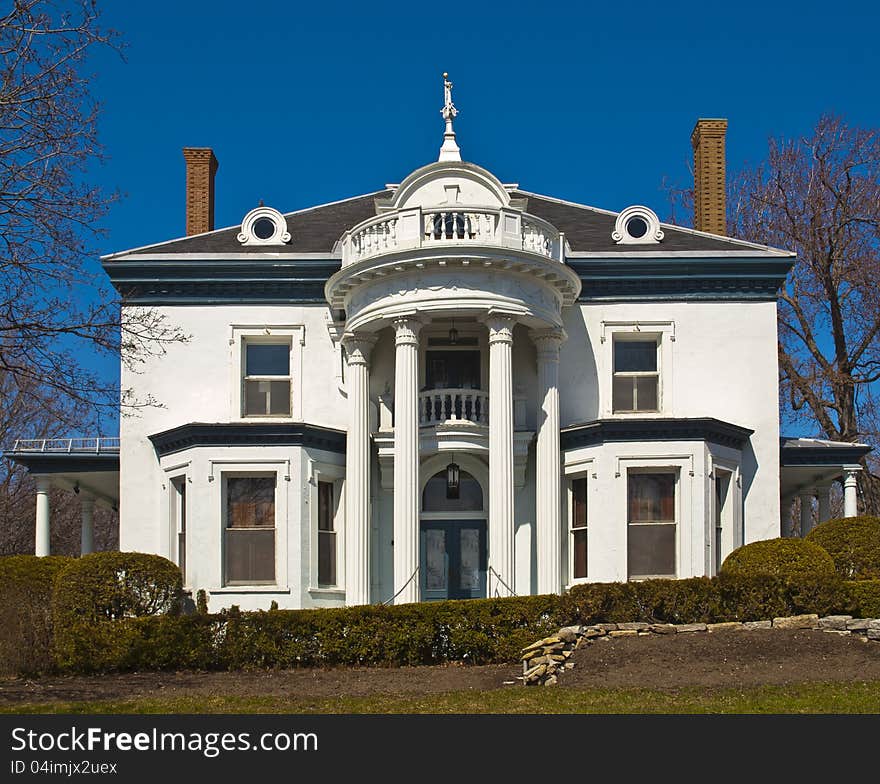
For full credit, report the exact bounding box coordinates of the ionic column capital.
[79,493,96,511]
[35,477,52,494]
[529,327,567,358]
[392,317,424,347]
[843,466,862,487]
[484,313,517,344]
[342,332,377,366]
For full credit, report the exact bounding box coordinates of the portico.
[325,82,579,604]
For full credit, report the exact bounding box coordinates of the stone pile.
[519,614,880,686]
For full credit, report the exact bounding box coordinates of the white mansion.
[8,78,871,609]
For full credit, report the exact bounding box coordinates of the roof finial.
[438,71,461,162]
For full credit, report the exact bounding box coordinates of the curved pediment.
[386,161,512,211]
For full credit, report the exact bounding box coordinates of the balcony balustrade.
[419,388,488,426]
[340,206,562,267]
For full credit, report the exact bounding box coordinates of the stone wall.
[520,615,880,686]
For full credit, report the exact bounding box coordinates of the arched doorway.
[419,461,488,601]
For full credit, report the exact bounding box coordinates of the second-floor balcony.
[420,388,488,426]
[339,206,564,267]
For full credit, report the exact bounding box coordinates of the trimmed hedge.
[0,552,869,674]
[54,595,570,673]
[51,573,863,674]
[52,552,183,671]
[0,555,74,675]
[720,538,836,579]
[806,516,880,580]
[843,580,880,618]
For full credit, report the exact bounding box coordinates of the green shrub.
[720,538,836,579]
[52,552,183,671]
[842,580,880,617]
[0,555,74,675]
[718,573,845,620]
[806,516,880,580]
[565,578,721,624]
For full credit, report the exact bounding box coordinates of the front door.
[420,520,487,601]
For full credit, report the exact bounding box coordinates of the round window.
[626,216,648,239]
[253,216,276,240]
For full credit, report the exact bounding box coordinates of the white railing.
[419,388,488,426]
[10,437,121,453]
[341,206,562,266]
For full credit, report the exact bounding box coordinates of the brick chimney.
[690,119,727,236]
[182,147,218,236]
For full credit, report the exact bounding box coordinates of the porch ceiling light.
[448,320,458,345]
[446,458,460,499]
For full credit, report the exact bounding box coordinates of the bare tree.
[0,1,185,415]
[668,115,880,512]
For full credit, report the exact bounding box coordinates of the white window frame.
[625,465,681,581]
[567,473,589,585]
[600,321,674,418]
[563,456,594,587]
[230,324,304,421]
[218,467,286,589]
[708,453,742,576]
[163,461,192,588]
[308,461,346,595]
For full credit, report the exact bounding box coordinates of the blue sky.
[83,0,880,429]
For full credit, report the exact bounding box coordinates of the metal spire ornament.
[438,72,461,162]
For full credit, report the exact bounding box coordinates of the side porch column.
[531,327,566,595]
[392,317,422,604]
[35,477,51,557]
[341,332,377,606]
[486,314,517,596]
[843,467,861,518]
[799,490,814,537]
[780,495,795,537]
[815,484,832,525]
[80,494,95,555]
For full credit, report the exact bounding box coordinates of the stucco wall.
[119,295,780,607]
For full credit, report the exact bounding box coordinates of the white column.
[392,317,422,604]
[80,494,95,555]
[341,332,377,606]
[531,327,566,595]
[780,495,795,537]
[799,491,814,537]
[34,477,51,557]
[843,467,861,518]
[486,314,517,596]
[816,484,832,524]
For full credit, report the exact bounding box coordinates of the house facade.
[8,78,871,609]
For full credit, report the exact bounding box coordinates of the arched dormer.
[385,160,512,212]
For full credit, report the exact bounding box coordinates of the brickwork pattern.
[691,119,727,237]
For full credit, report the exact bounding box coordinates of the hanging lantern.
[448,320,458,345]
[446,459,460,499]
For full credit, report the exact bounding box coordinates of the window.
[225,476,276,584]
[318,481,336,587]
[628,471,676,579]
[570,476,588,580]
[613,338,659,413]
[170,477,186,580]
[243,342,291,417]
[714,471,732,575]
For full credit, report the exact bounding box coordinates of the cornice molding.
[149,422,347,457]
[560,417,754,451]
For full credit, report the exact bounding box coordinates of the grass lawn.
[4,681,880,714]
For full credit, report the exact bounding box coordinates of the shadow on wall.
[559,309,598,425]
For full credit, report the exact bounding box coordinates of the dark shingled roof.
[115,187,781,258]
[125,191,393,256]
[514,192,756,254]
